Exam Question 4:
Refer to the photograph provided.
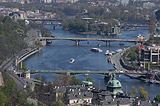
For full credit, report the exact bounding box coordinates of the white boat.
[91,48,103,53]
[111,51,116,55]
[105,50,110,55]
[105,50,115,56]
[69,58,75,64]
[116,49,122,53]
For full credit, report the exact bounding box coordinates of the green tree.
[130,86,138,96]
[17,92,26,105]
[36,76,41,80]
[128,51,138,61]
[149,15,156,33]
[70,76,80,85]
[154,94,160,102]
[51,101,63,106]
[139,87,148,99]
[0,91,7,106]
[86,77,93,83]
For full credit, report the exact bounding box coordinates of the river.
[25,25,160,99]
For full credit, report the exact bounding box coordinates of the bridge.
[26,18,62,22]
[28,70,146,76]
[39,37,147,46]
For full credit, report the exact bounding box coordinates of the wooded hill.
[0,16,30,64]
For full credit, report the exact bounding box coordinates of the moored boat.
[46,40,52,44]
[105,50,110,55]
[149,77,156,84]
[91,48,103,53]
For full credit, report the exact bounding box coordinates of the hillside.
[0,16,30,64]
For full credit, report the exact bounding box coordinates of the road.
[110,52,127,72]
[8,72,26,91]
[0,28,39,91]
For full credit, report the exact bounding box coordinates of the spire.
[112,73,116,80]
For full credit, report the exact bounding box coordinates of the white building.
[143,2,155,9]
[120,0,129,6]
[43,0,52,3]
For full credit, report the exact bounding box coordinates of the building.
[42,85,93,105]
[81,81,93,90]
[9,11,26,20]
[65,85,93,106]
[108,25,121,37]
[143,2,155,9]
[0,0,8,2]
[43,0,52,3]
[25,71,30,79]
[106,73,123,98]
[120,0,129,6]
[141,46,160,65]
[92,89,135,106]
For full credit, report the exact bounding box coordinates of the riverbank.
[110,46,160,85]
[110,51,127,72]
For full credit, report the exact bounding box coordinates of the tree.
[154,94,160,102]
[130,86,138,96]
[51,101,63,106]
[128,51,138,61]
[86,77,93,83]
[130,86,148,99]
[139,87,148,99]
[155,9,160,21]
[69,76,80,85]
[0,91,7,106]
[36,76,41,80]
[17,92,26,105]
[149,15,156,33]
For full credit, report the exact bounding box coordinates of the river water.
[25,25,160,99]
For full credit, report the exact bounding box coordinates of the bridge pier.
[41,22,45,26]
[53,26,56,30]
[74,41,79,46]
[87,41,90,44]
[106,41,110,46]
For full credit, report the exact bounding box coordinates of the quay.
[110,47,160,84]
[17,48,39,64]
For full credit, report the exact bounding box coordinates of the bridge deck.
[39,37,147,42]
[29,70,146,75]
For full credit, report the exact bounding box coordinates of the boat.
[105,50,110,55]
[119,42,124,46]
[51,35,56,38]
[69,58,75,64]
[108,56,111,62]
[97,44,101,47]
[91,48,103,53]
[46,40,52,44]
[116,49,122,53]
[149,77,156,84]
[111,51,116,55]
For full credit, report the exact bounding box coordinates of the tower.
[106,73,123,98]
